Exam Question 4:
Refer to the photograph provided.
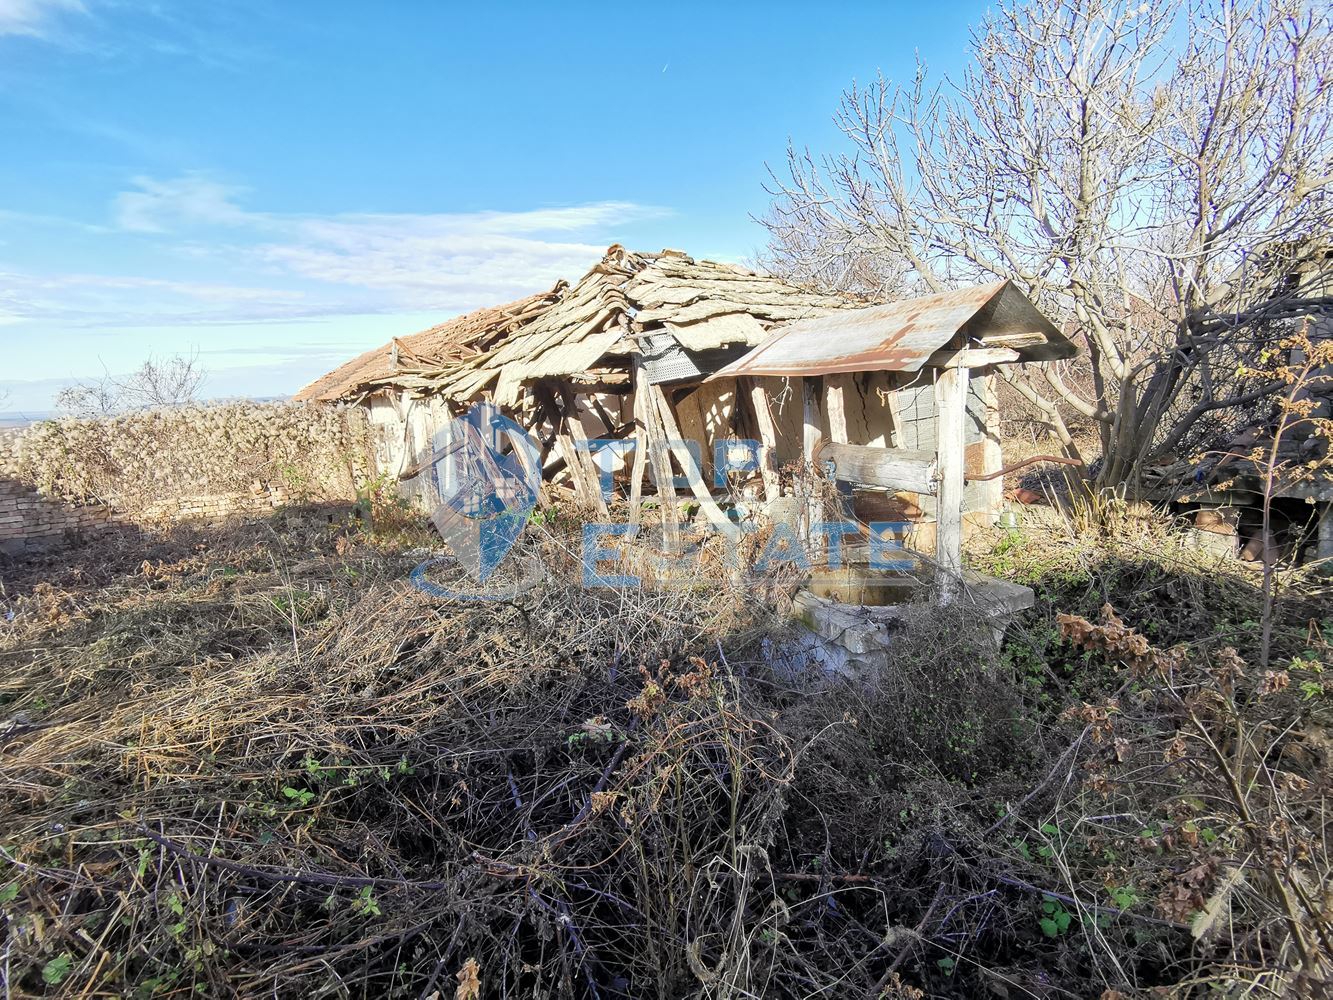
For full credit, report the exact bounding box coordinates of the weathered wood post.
[745,377,781,504]
[801,377,822,542]
[627,360,650,527]
[934,365,968,587]
[825,374,850,445]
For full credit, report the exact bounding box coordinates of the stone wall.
[0,403,369,556]
[0,477,114,556]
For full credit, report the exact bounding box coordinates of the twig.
[136,827,457,891]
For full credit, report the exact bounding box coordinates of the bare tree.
[763,0,1333,489]
[55,352,208,417]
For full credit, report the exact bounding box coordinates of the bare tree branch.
[55,352,208,417]
[761,0,1333,488]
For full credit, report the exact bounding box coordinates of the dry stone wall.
[0,403,370,556]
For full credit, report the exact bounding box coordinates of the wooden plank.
[935,366,969,583]
[627,363,649,526]
[801,377,821,540]
[981,332,1048,349]
[648,383,741,542]
[746,378,781,504]
[825,374,850,444]
[925,347,1020,368]
[818,442,937,494]
[553,431,591,501]
[640,379,681,554]
[560,392,610,518]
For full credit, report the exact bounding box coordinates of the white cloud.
[100,174,667,316]
[112,173,253,233]
[259,203,666,311]
[0,269,312,327]
[0,175,668,332]
[0,0,85,37]
[256,207,651,305]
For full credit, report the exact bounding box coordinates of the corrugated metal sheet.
[711,281,1074,379]
[639,332,704,384]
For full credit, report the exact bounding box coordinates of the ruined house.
[296,245,1074,564]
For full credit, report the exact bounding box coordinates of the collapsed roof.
[295,245,860,405]
[293,284,567,403]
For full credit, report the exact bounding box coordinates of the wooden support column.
[800,377,821,463]
[648,383,741,543]
[935,366,968,585]
[825,374,850,444]
[627,362,650,526]
[560,390,610,519]
[746,378,780,504]
[801,377,822,540]
[639,378,681,554]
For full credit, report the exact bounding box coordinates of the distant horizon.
[0,394,293,427]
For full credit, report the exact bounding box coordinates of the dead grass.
[1,504,1328,997]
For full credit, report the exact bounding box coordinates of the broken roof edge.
[292,280,569,404]
[707,280,1075,380]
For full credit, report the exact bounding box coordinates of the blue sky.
[0,1,982,412]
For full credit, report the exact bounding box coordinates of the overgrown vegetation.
[0,402,369,512]
[1,500,1327,997]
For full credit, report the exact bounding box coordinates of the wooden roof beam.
[924,347,1021,368]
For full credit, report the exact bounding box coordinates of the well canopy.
[711,281,1074,379]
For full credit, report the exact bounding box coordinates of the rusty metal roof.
[710,281,1074,379]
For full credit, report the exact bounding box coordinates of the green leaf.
[1039,917,1059,938]
[0,882,18,904]
[1055,910,1073,932]
[282,786,315,807]
[42,953,73,985]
